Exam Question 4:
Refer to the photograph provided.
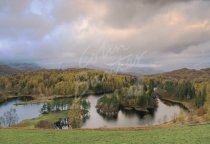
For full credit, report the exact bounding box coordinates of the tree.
[202,86,207,99]
[195,86,207,108]
[81,99,90,110]
[0,108,19,127]
[138,95,148,108]
[148,79,155,97]
[68,99,83,128]
[41,103,48,114]
[0,116,5,126]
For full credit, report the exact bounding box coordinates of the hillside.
[7,63,42,71]
[0,65,20,75]
[0,68,136,102]
[142,68,210,123]
[1,123,210,144]
[0,63,42,76]
[151,68,210,81]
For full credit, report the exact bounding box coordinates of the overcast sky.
[0,0,210,71]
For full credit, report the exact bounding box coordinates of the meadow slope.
[0,123,210,144]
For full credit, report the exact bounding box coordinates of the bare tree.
[0,108,19,127]
[0,116,6,126]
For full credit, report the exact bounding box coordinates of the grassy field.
[1,124,210,144]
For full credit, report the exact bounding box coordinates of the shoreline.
[154,88,191,112]
[1,90,116,105]
[158,96,190,112]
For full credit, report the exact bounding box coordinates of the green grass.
[1,124,210,144]
[16,111,67,128]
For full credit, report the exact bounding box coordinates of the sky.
[0,0,210,71]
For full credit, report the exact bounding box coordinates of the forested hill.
[148,68,210,81]
[0,69,136,99]
[142,68,210,110]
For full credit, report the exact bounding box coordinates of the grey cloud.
[100,0,199,28]
[53,0,85,23]
[0,14,53,40]
[0,0,210,71]
[0,0,30,14]
[0,0,54,41]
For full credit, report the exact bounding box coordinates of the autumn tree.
[195,86,207,108]
[68,99,83,128]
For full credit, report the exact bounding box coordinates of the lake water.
[82,95,181,128]
[0,99,43,122]
[0,95,184,128]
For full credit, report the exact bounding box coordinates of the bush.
[177,109,185,124]
[15,121,31,128]
[35,120,53,129]
[197,107,207,116]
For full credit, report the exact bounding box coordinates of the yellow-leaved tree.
[68,98,82,128]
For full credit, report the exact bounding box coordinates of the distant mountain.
[151,68,210,80]
[7,63,42,71]
[0,63,42,75]
[24,61,162,76]
[115,66,163,76]
[84,64,162,76]
[0,65,20,75]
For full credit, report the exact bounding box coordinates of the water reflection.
[0,95,184,128]
[81,96,181,128]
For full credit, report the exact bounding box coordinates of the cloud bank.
[0,0,210,71]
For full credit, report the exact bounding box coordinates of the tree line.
[0,69,135,98]
[157,80,207,108]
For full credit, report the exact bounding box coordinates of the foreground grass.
[1,124,210,144]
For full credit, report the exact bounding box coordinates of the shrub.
[35,120,53,129]
[197,107,207,116]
